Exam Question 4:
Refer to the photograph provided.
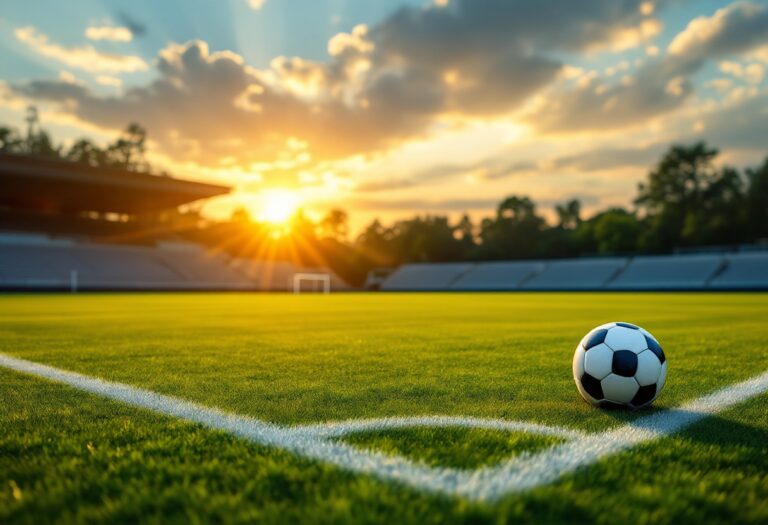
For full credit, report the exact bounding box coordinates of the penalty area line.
[1,352,767,502]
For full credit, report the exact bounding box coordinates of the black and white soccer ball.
[573,322,667,409]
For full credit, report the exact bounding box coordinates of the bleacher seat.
[708,252,768,289]
[448,261,543,290]
[606,254,725,290]
[0,235,253,290]
[522,258,628,290]
[381,263,474,291]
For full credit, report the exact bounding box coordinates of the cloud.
[528,59,694,132]
[719,60,765,84]
[348,197,500,212]
[357,155,537,193]
[7,1,695,167]
[95,75,122,87]
[15,26,147,73]
[247,0,266,10]
[693,90,768,150]
[85,25,132,42]
[667,1,768,59]
[529,1,768,133]
[552,143,667,171]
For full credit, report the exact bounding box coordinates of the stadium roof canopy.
[0,154,230,214]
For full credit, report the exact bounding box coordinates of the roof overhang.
[0,154,230,214]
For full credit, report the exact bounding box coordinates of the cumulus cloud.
[95,75,122,87]
[667,1,768,59]
[529,1,768,133]
[13,1,666,167]
[85,25,132,42]
[719,60,765,84]
[693,91,768,150]
[15,26,147,73]
[552,143,667,171]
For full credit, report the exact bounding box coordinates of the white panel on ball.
[604,326,647,353]
[657,361,668,391]
[634,350,662,386]
[573,345,586,380]
[584,343,613,379]
[601,374,639,404]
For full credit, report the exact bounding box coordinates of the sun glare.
[259,190,301,224]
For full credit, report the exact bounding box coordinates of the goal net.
[292,273,331,294]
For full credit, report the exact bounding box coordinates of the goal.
[292,273,331,294]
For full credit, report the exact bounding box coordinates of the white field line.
[2,352,767,502]
[294,415,587,440]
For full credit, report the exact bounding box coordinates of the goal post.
[293,273,331,294]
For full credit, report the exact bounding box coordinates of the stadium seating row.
[380,252,768,291]
[0,233,345,291]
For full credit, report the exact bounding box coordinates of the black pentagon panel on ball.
[631,384,657,407]
[583,329,608,350]
[616,322,640,330]
[644,335,666,363]
[612,350,638,377]
[580,373,604,400]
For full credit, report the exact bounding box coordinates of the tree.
[388,216,465,263]
[105,123,148,171]
[66,139,107,167]
[746,157,768,240]
[320,209,349,241]
[635,142,745,249]
[0,126,23,153]
[25,129,60,159]
[1,117,155,174]
[593,209,641,254]
[478,196,545,259]
[555,199,581,229]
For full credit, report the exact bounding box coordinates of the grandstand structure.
[0,154,345,291]
[380,251,768,291]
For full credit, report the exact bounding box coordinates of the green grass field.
[1,293,767,524]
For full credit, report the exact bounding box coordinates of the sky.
[1,0,767,232]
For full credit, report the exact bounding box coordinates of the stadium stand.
[606,254,725,290]
[0,234,246,290]
[522,258,628,290]
[708,252,768,290]
[0,154,348,291]
[380,251,767,291]
[380,263,474,290]
[449,261,543,290]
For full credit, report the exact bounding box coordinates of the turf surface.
[1,292,767,523]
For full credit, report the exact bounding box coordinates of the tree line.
[1,111,152,173]
[352,143,768,267]
[2,115,766,286]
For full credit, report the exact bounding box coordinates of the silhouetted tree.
[746,157,768,240]
[478,196,545,259]
[388,216,465,263]
[635,142,745,249]
[0,126,23,153]
[320,209,349,241]
[556,199,581,229]
[593,209,641,254]
[66,139,107,167]
[106,123,148,171]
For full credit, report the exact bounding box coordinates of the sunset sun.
[259,189,301,224]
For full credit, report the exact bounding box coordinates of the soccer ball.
[573,322,667,409]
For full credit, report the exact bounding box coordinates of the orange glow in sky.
[258,189,301,224]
